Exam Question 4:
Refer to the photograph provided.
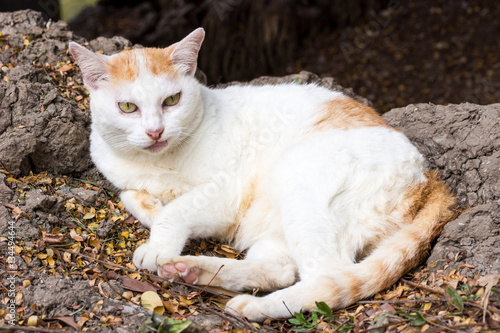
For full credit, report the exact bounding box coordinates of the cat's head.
[69,28,205,156]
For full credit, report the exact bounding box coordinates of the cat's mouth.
[146,140,168,153]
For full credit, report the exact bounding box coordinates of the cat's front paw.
[132,242,173,271]
[225,295,267,322]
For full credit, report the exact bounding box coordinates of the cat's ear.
[69,42,109,90]
[171,28,205,76]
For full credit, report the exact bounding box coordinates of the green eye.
[118,102,138,113]
[163,93,180,107]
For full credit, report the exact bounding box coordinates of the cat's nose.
[146,128,164,141]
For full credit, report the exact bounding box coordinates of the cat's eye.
[118,102,138,113]
[163,93,180,107]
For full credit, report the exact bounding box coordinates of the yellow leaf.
[27,315,37,326]
[87,222,99,230]
[37,253,48,259]
[83,212,95,220]
[14,245,23,254]
[48,257,55,266]
[121,231,130,239]
[423,302,432,311]
[141,291,165,315]
[23,280,31,288]
[179,296,194,305]
[70,229,84,242]
[117,240,126,249]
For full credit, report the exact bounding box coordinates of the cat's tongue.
[147,141,167,153]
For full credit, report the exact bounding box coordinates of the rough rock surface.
[0,10,132,177]
[383,103,500,274]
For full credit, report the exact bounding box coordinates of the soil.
[0,8,499,333]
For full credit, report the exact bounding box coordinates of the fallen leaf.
[121,276,158,293]
[27,315,38,326]
[54,314,79,329]
[70,229,83,242]
[443,284,464,312]
[141,291,165,315]
[478,274,500,322]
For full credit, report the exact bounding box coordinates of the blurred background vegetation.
[1,0,499,112]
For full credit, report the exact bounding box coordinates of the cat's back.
[207,82,395,139]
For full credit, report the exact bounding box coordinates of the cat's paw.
[132,242,172,271]
[159,261,200,284]
[225,295,267,322]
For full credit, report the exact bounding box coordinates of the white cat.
[69,28,456,322]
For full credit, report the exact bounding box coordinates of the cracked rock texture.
[384,103,500,274]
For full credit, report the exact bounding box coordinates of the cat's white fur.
[69,28,455,321]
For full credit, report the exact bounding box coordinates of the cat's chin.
[145,141,168,153]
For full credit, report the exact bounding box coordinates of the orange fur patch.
[142,47,178,77]
[235,181,257,223]
[106,51,139,82]
[106,47,178,82]
[313,98,390,131]
[319,171,456,310]
[136,190,161,218]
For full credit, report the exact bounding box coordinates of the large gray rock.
[383,103,500,274]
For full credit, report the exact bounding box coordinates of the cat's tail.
[312,170,457,310]
[226,171,457,321]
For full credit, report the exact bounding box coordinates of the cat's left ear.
[171,28,205,76]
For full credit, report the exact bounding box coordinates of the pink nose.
[146,128,164,141]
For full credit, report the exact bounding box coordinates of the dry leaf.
[141,291,165,315]
[478,274,500,322]
[121,276,158,293]
[54,314,79,329]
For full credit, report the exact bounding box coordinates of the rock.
[0,10,131,178]
[188,314,225,328]
[427,204,500,275]
[383,103,500,207]
[96,219,114,238]
[221,70,373,107]
[70,188,99,205]
[0,174,13,200]
[23,275,102,313]
[383,103,500,273]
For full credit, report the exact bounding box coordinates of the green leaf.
[315,301,333,317]
[492,288,500,295]
[139,313,198,333]
[288,318,303,325]
[410,312,426,327]
[445,285,464,312]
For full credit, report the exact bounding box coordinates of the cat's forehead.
[106,46,178,83]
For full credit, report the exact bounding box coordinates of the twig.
[282,301,294,317]
[198,302,255,331]
[0,325,69,332]
[357,319,411,333]
[401,278,500,316]
[332,318,351,333]
[199,264,224,295]
[357,297,447,305]
[401,278,443,295]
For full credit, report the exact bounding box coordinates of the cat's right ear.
[68,42,109,90]
[171,28,205,76]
